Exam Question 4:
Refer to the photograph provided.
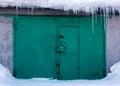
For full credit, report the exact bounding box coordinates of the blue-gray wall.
[0,16,13,73]
[106,16,120,73]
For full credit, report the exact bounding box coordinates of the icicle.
[112,8,115,17]
[91,9,95,35]
[76,10,78,15]
[73,10,75,14]
[31,7,34,15]
[73,10,76,14]
[94,11,97,24]
[119,9,120,16]
[105,7,109,30]
[73,10,77,15]
[16,6,18,16]
[103,9,106,33]
[77,10,79,15]
[3,4,5,11]
[66,10,69,16]
[118,8,120,16]
[28,5,30,15]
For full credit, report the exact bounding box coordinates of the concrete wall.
[0,16,13,73]
[106,16,120,73]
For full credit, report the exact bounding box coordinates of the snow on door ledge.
[0,16,13,73]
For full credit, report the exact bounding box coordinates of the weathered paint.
[13,16,105,79]
[79,17,106,79]
[14,16,57,78]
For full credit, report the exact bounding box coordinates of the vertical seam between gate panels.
[56,17,60,79]
[78,24,81,79]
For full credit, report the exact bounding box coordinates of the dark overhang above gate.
[0,7,90,16]
[0,7,119,16]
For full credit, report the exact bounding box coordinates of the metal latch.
[57,42,66,53]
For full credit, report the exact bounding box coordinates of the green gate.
[13,16,57,78]
[13,16,105,79]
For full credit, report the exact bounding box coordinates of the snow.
[0,64,12,79]
[0,0,120,13]
[1,61,120,86]
[104,61,120,80]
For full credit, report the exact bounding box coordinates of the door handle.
[57,42,66,53]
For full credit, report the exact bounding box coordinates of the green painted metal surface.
[13,16,105,79]
[58,26,80,80]
[79,17,105,79]
[14,16,56,78]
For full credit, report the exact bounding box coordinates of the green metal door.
[14,16,56,78]
[57,26,80,80]
[55,16,105,80]
[13,16,105,79]
[79,17,105,79]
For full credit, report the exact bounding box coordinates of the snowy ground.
[0,61,120,86]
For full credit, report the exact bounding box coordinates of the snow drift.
[104,61,120,80]
[0,64,13,79]
[1,61,120,86]
[1,61,120,80]
[0,0,120,13]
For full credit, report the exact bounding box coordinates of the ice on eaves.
[0,0,120,13]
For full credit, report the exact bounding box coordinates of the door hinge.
[56,63,60,67]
